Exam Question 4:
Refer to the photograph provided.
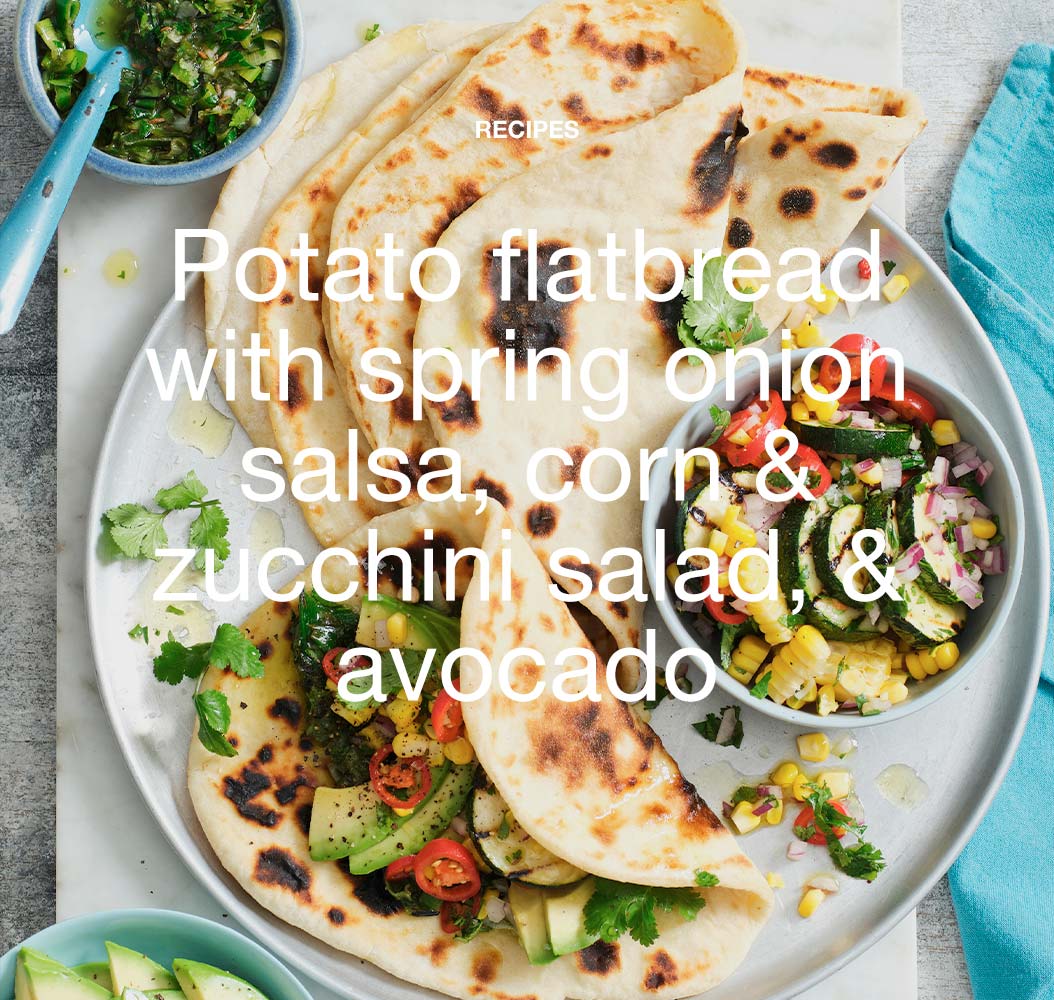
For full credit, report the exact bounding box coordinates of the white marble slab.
[55,1,913,997]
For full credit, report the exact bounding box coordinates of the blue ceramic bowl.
[13,0,303,185]
[0,909,313,1000]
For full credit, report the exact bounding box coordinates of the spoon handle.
[0,48,127,334]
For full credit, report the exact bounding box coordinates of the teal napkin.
[944,44,1054,1000]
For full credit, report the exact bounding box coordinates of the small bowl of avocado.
[0,908,313,1000]
[14,0,304,184]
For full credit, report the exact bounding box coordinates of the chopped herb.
[692,705,744,748]
[703,406,732,447]
[749,670,773,700]
[153,622,260,686]
[128,623,149,643]
[677,257,768,362]
[192,690,237,757]
[497,814,511,839]
[694,870,720,888]
[804,783,886,882]
[506,849,524,864]
[730,785,759,806]
[166,605,185,616]
[364,22,382,41]
[882,260,897,276]
[778,612,807,629]
[584,880,706,947]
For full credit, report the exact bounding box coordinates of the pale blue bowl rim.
[13,0,304,185]
[0,908,314,1000]
[642,347,1026,730]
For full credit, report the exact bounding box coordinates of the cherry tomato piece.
[440,894,482,935]
[704,595,748,626]
[414,838,482,903]
[787,444,833,500]
[817,334,888,392]
[431,681,463,744]
[369,744,432,809]
[322,647,350,685]
[718,391,787,468]
[384,855,417,883]
[794,801,849,846]
[840,382,938,426]
[858,260,872,281]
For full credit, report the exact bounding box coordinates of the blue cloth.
[944,43,1054,1000]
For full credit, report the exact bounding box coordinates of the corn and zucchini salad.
[722,733,885,908]
[670,336,1007,716]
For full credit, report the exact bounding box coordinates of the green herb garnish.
[364,22,382,41]
[882,260,897,276]
[153,622,262,687]
[803,783,886,882]
[584,880,706,947]
[703,405,732,447]
[749,671,773,700]
[692,705,744,748]
[193,690,237,758]
[694,871,720,888]
[677,257,768,362]
[128,623,149,643]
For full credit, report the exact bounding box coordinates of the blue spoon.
[0,6,129,334]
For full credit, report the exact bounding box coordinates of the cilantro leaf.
[882,259,896,276]
[189,503,230,571]
[364,22,382,41]
[692,705,744,748]
[678,257,769,360]
[703,406,731,448]
[749,670,773,700]
[338,648,431,708]
[804,783,886,883]
[694,870,720,888]
[104,504,168,559]
[209,623,263,679]
[193,690,237,757]
[128,624,149,644]
[731,785,759,806]
[584,880,705,948]
[153,634,212,685]
[155,471,208,511]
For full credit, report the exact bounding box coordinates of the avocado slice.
[17,950,113,1000]
[346,763,476,874]
[171,961,267,1000]
[120,991,185,1000]
[544,878,599,957]
[309,761,451,862]
[105,944,178,994]
[71,967,112,993]
[507,883,558,965]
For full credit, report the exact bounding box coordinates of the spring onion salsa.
[672,334,1007,717]
[35,0,283,164]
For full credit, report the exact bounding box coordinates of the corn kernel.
[736,278,759,295]
[810,387,839,422]
[681,455,696,482]
[331,701,377,728]
[793,317,824,347]
[386,612,408,646]
[739,635,771,663]
[386,696,420,732]
[881,274,910,303]
[818,770,853,800]
[426,741,446,766]
[717,572,730,591]
[728,427,752,446]
[766,799,784,825]
[393,731,432,758]
[792,772,813,802]
[358,721,390,750]
[392,806,415,817]
[829,460,843,480]
[709,529,730,556]
[969,518,997,540]
[795,625,828,662]
[931,419,961,446]
[787,679,817,711]
[730,800,761,834]
[817,684,839,717]
[443,737,475,765]
[934,642,960,671]
[815,286,840,315]
[726,660,756,686]
[790,400,810,423]
[766,872,785,889]
[799,888,826,918]
[666,563,680,587]
[797,733,831,763]
[858,464,885,486]
[844,483,866,503]
[771,762,800,787]
[881,680,909,705]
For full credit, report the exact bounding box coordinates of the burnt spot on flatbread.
[483,240,578,367]
[612,74,633,92]
[466,81,539,153]
[256,640,274,660]
[295,802,313,835]
[382,147,413,171]
[254,847,311,898]
[643,951,678,990]
[425,141,450,160]
[770,139,788,159]
[882,97,905,117]
[224,766,277,827]
[391,391,414,425]
[684,109,743,220]
[527,25,550,54]
[526,503,557,538]
[275,769,311,805]
[733,183,750,204]
[845,186,868,200]
[563,445,589,486]
[577,941,621,976]
[425,178,483,247]
[813,140,859,170]
[726,216,754,249]
[678,775,725,832]
[308,180,332,203]
[279,291,294,306]
[644,269,686,352]
[584,144,612,160]
[472,475,510,508]
[471,948,501,985]
[779,187,817,219]
[281,367,307,413]
[326,907,346,926]
[352,870,403,916]
[434,384,480,430]
[257,744,274,764]
[427,937,453,965]
[609,600,629,619]
[755,70,789,89]
[572,21,666,70]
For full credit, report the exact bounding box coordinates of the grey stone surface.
[2,1,1052,997]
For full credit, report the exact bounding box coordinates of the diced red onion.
[866,602,882,624]
[880,457,902,490]
[730,598,750,614]
[925,491,942,518]
[937,484,968,498]
[743,492,788,531]
[909,434,921,450]
[932,456,950,485]
[806,875,841,894]
[979,545,1007,575]
[374,618,390,647]
[752,801,775,817]
[787,841,807,861]
[854,458,877,475]
[722,801,733,819]
[896,543,924,571]
[951,575,985,609]
[678,599,707,614]
[833,735,858,758]
[486,895,509,924]
[849,410,876,429]
[953,459,980,478]
[955,524,976,553]
[714,707,738,745]
[375,715,396,738]
[965,497,992,519]
[449,815,469,837]
[872,403,899,421]
[976,460,994,486]
[755,784,783,800]
[895,564,921,584]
